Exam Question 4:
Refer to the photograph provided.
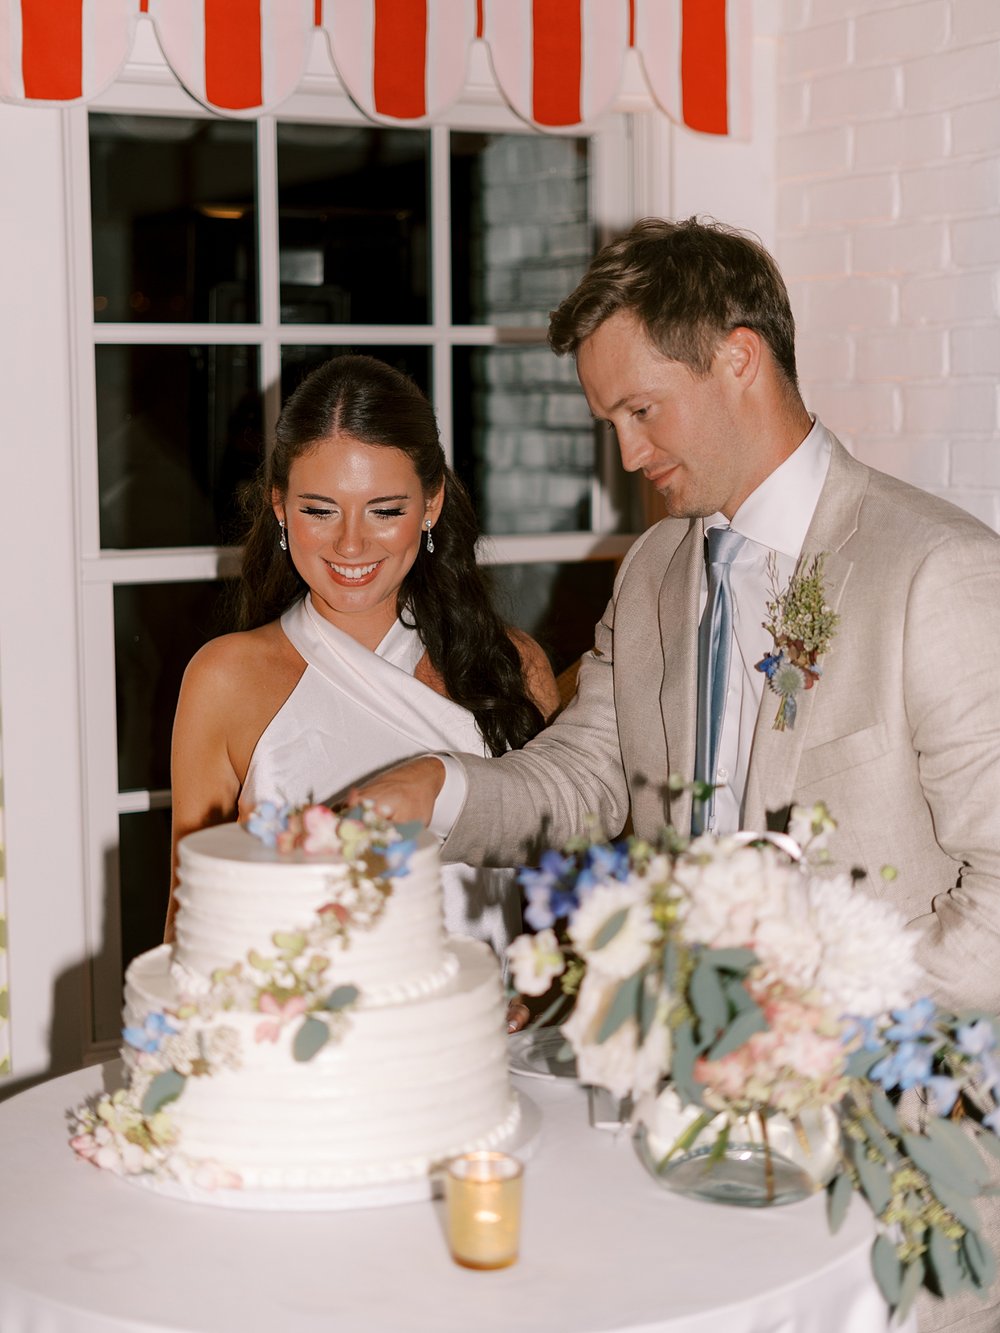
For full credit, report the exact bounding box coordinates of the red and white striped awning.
[0,0,749,136]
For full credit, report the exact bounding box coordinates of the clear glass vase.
[633,1091,840,1208]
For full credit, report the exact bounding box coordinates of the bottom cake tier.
[124,936,520,1191]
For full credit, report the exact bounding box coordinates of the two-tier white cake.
[71,807,520,1200]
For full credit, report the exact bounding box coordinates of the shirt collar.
[704,417,832,559]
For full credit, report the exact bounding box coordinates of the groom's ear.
[720,326,762,389]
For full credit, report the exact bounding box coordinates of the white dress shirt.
[702,417,831,833]
[432,418,833,841]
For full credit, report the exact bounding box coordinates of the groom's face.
[576,309,751,520]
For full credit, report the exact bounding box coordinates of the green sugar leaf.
[141,1068,187,1115]
[292,1015,329,1063]
[324,985,360,1012]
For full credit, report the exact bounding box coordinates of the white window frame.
[64,34,668,1055]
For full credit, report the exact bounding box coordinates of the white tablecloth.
[0,1062,912,1333]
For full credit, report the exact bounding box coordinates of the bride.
[167,354,559,976]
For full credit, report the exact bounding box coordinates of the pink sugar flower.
[254,992,308,1043]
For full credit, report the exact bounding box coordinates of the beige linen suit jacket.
[445,430,1000,1016]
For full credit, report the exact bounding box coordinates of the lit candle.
[444,1151,523,1270]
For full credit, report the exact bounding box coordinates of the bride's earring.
[278,518,288,552]
[424,519,434,554]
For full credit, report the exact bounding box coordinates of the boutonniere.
[755,552,839,731]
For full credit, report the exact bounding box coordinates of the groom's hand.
[348,756,446,827]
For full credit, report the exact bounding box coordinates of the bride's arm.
[166,639,243,942]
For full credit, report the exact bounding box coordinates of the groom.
[361,216,1000,1019]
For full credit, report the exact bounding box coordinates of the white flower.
[788,801,837,858]
[567,881,658,980]
[803,873,922,1016]
[507,929,565,997]
[675,843,801,952]
[562,969,641,1101]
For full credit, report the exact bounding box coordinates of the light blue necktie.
[692,526,746,836]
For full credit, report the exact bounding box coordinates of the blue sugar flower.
[123,1011,177,1054]
[383,838,417,879]
[246,800,292,848]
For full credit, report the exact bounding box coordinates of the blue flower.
[246,800,292,848]
[871,1040,935,1092]
[956,1019,997,1058]
[924,1075,960,1117]
[755,651,783,680]
[383,838,417,879]
[841,1015,883,1051]
[576,843,630,892]
[885,997,938,1044]
[123,1011,177,1054]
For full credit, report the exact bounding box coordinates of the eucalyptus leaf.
[671,1020,703,1106]
[895,1256,926,1324]
[689,958,727,1046]
[903,1131,980,1196]
[638,976,657,1043]
[826,1168,853,1233]
[392,819,424,841]
[868,1086,902,1136]
[962,1226,997,1290]
[722,977,755,1015]
[928,1117,992,1189]
[596,968,643,1044]
[927,1224,969,1298]
[292,1015,329,1063]
[871,1233,903,1306]
[852,1144,892,1217]
[141,1068,187,1116]
[663,939,680,991]
[707,1003,767,1061]
[845,1045,885,1079]
[703,947,757,973]
[975,1128,1000,1163]
[324,984,360,1012]
[593,907,629,952]
[933,1181,985,1234]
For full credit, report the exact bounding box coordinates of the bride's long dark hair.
[238,355,546,756]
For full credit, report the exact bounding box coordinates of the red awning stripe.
[373,0,426,118]
[2,0,744,138]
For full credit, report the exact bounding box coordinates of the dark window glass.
[96,344,262,549]
[453,346,595,535]
[119,808,173,977]
[488,561,616,677]
[115,580,234,792]
[90,113,257,323]
[277,123,429,325]
[451,132,591,326]
[280,345,431,404]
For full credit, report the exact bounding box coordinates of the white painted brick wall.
[777,1,1000,527]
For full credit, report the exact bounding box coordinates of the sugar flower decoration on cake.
[69,801,418,1191]
[508,799,1000,1324]
[755,553,839,731]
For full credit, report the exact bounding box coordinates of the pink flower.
[254,992,308,1043]
[301,805,342,854]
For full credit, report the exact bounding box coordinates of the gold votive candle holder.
[444,1151,523,1270]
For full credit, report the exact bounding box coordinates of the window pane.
[453,346,594,535]
[281,345,431,404]
[115,580,234,792]
[119,808,172,976]
[489,561,616,677]
[451,132,591,326]
[96,344,262,549]
[90,113,257,324]
[277,124,429,325]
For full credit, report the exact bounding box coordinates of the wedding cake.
[70,804,520,1199]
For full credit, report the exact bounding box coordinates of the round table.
[0,1062,911,1333]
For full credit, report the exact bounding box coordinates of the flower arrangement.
[70,802,417,1185]
[755,552,838,730]
[508,804,1000,1324]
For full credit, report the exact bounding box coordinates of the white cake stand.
[122,1090,543,1212]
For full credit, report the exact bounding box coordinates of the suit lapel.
[658,520,703,831]
[742,437,868,830]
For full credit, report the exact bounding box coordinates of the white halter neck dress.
[238,596,520,957]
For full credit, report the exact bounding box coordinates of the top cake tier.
[172,823,449,1000]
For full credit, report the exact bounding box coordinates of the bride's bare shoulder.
[182,622,303,697]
